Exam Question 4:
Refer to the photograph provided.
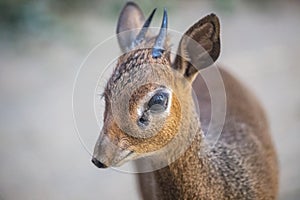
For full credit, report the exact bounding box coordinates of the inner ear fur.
[173,14,220,80]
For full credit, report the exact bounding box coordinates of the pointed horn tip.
[143,8,157,28]
[148,8,157,18]
[132,7,157,48]
[163,8,167,17]
[162,8,168,28]
[148,8,157,22]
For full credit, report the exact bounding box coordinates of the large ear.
[173,14,220,81]
[116,2,145,52]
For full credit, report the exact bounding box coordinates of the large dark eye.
[148,91,169,113]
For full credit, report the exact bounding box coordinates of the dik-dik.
[92,2,278,199]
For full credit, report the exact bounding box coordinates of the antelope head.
[92,2,220,168]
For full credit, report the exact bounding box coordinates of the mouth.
[113,150,135,167]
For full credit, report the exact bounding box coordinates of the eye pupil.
[148,92,169,112]
[153,94,164,104]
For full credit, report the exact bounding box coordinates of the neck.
[151,110,220,199]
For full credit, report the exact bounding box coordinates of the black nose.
[92,158,107,168]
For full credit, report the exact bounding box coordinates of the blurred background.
[1,0,300,199]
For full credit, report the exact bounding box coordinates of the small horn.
[152,8,168,58]
[132,8,157,48]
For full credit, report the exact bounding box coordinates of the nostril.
[91,158,107,168]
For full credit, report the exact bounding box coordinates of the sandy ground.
[0,1,300,199]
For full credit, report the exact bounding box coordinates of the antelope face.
[92,2,220,168]
[92,48,183,168]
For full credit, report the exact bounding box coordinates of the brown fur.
[129,83,160,118]
[92,2,278,199]
[138,69,278,199]
[104,91,181,153]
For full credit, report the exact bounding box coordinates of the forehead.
[105,48,171,100]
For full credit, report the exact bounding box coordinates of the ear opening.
[173,14,221,81]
